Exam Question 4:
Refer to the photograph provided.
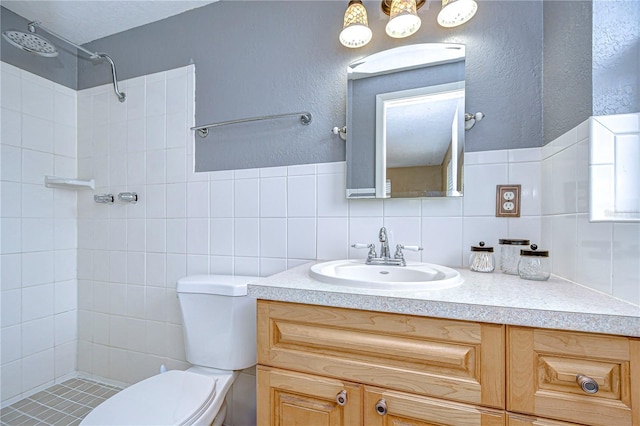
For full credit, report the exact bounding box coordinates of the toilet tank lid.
[177,275,258,296]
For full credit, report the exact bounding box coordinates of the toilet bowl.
[80,275,258,426]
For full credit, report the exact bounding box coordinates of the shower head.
[2,29,58,57]
[3,20,125,102]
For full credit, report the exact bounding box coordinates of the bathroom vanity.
[249,263,640,426]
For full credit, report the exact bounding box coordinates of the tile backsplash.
[2,60,638,416]
[542,119,640,306]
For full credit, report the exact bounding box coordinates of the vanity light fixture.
[437,0,478,28]
[339,0,476,48]
[339,0,373,48]
[382,0,424,38]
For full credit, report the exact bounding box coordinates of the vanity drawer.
[364,386,506,426]
[257,300,505,408]
[507,326,640,426]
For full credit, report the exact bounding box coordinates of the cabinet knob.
[576,374,599,394]
[375,399,387,416]
[336,390,348,406]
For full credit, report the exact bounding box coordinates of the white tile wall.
[1,62,78,405]
[542,118,640,306]
[76,66,196,391]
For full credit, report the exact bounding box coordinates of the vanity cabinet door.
[258,300,505,408]
[506,413,582,425]
[257,366,362,426]
[364,386,505,426]
[508,326,640,426]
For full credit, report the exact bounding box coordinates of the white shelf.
[44,176,95,190]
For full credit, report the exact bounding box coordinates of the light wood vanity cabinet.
[362,386,505,425]
[257,366,506,426]
[508,326,640,426]
[506,413,583,425]
[256,300,638,426]
[257,367,362,425]
[257,300,505,425]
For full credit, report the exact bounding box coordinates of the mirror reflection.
[346,43,466,198]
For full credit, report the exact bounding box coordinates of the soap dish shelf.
[44,176,95,190]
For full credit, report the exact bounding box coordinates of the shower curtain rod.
[29,21,126,102]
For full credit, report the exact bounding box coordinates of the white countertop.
[248,261,640,337]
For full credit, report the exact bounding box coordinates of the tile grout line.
[1,378,122,426]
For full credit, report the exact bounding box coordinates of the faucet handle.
[352,243,372,249]
[394,244,423,259]
[352,243,377,259]
[399,245,423,252]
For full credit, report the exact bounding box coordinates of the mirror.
[346,43,466,198]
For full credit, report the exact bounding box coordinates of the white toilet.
[81,275,258,426]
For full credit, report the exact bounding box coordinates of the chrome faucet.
[378,227,391,259]
[351,227,423,266]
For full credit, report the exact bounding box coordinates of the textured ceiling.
[2,0,219,44]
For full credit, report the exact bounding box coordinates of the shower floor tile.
[1,378,122,426]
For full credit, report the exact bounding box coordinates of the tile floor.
[0,378,122,426]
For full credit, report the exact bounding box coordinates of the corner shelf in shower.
[44,176,95,190]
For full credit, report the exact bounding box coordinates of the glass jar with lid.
[470,242,495,273]
[518,244,550,281]
[499,238,530,275]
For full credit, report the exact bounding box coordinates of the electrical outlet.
[496,185,521,217]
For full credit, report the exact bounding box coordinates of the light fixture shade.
[340,0,373,48]
[437,0,478,28]
[385,0,422,38]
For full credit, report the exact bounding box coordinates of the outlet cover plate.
[496,184,521,217]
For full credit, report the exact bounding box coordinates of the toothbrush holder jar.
[518,244,550,281]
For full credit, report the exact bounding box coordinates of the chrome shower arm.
[29,21,98,59]
[29,21,126,102]
[96,53,126,102]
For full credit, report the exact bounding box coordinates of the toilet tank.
[177,275,258,371]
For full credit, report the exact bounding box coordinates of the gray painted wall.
[0,6,78,88]
[592,0,640,116]
[6,1,639,170]
[542,1,592,144]
[540,0,640,142]
[78,0,543,170]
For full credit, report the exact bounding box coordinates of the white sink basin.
[309,259,463,290]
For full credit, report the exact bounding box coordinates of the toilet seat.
[80,370,217,426]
